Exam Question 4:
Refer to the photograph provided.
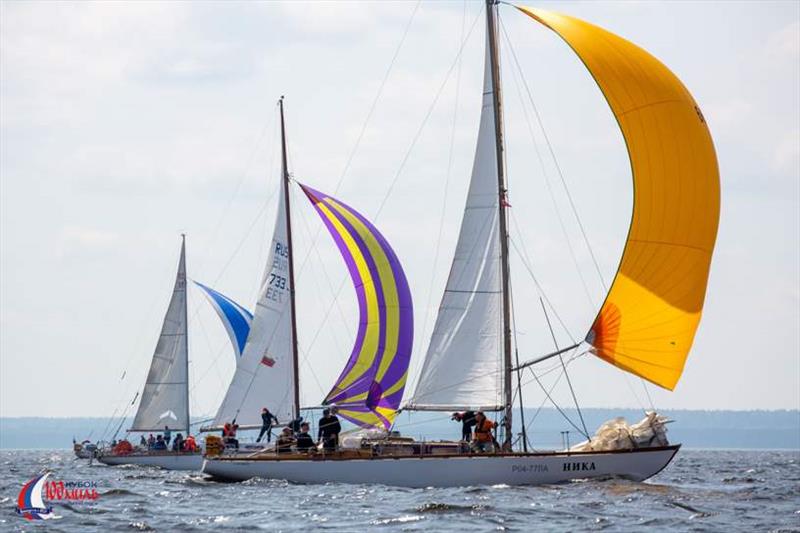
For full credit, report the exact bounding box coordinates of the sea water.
[0,449,798,531]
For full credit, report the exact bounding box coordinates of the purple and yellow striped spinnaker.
[300,184,413,430]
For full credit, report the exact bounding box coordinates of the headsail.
[212,183,296,426]
[194,281,253,359]
[405,24,505,412]
[515,6,720,389]
[130,236,190,432]
[300,184,413,430]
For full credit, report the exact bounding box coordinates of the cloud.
[772,128,800,174]
[765,20,800,59]
[56,225,119,259]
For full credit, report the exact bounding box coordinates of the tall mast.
[181,233,190,435]
[485,0,513,450]
[279,96,301,420]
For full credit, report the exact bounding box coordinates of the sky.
[1,1,798,419]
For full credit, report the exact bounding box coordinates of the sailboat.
[199,96,413,442]
[203,0,720,487]
[96,237,253,470]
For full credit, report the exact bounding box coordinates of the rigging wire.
[408,0,468,414]
[298,6,486,405]
[502,16,659,415]
[99,107,281,438]
[99,256,181,439]
[508,277,530,451]
[289,0,422,289]
[539,297,589,438]
[331,0,422,196]
[195,106,279,281]
[525,349,589,439]
[508,231,576,344]
[293,185,355,353]
[499,17,607,293]
[500,18,596,312]
[373,5,484,220]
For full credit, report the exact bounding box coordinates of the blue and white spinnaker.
[194,281,253,359]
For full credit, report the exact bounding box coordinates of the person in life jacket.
[222,420,239,450]
[471,411,496,453]
[184,434,198,453]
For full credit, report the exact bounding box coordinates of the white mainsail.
[406,30,504,411]
[130,237,190,432]
[212,182,296,426]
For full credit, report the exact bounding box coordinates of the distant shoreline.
[2,409,798,450]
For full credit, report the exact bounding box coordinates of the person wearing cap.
[471,411,496,453]
[275,427,295,454]
[317,408,341,452]
[451,411,477,442]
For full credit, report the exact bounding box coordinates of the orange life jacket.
[473,419,496,443]
[113,440,134,455]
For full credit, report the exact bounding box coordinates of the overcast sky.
[1,1,798,419]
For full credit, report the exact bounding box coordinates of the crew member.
[288,415,304,435]
[317,408,341,452]
[184,434,198,452]
[295,422,315,452]
[223,420,240,449]
[172,433,184,452]
[452,411,477,442]
[472,411,496,453]
[163,426,172,446]
[257,407,279,443]
[275,427,295,454]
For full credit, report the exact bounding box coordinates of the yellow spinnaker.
[515,6,720,390]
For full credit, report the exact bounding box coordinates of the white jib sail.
[213,182,295,427]
[131,237,190,432]
[406,30,504,412]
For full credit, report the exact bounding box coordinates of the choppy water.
[0,449,798,531]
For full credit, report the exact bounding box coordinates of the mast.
[485,0,513,450]
[279,96,301,420]
[181,233,189,435]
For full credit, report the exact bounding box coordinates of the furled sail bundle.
[130,237,190,432]
[515,6,720,389]
[301,184,413,430]
[213,181,296,426]
[194,281,253,359]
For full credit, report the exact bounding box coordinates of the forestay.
[516,6,721,390]
[301,184,413,430]
[130,237,190,432]
[405,28,505,412]
[213,182,296,426]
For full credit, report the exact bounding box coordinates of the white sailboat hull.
[98,452,203,471]
[202,445,679,488]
